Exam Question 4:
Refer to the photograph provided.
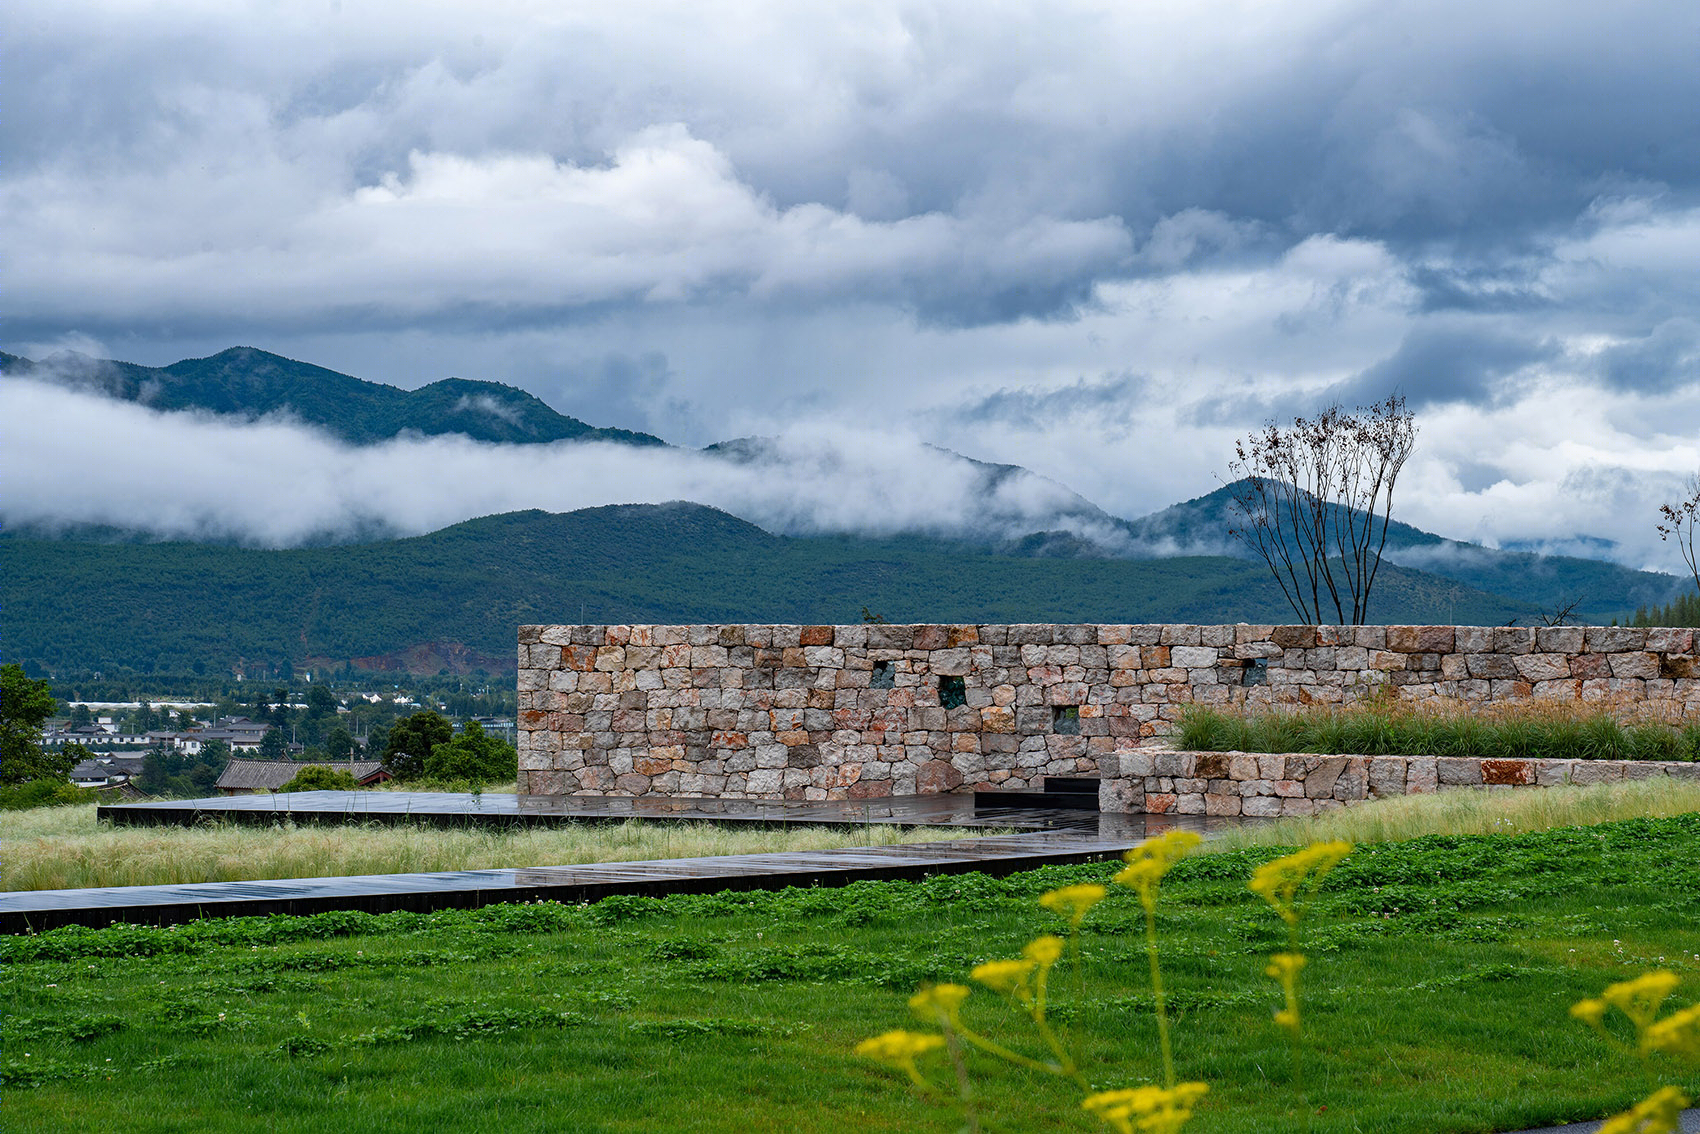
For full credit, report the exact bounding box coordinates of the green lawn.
[5,814,1698,1133]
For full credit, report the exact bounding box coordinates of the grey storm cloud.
[8,1,1700,574]
[1329,322,1559,409]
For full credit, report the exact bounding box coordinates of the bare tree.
[1228,395,1417,625]
[1657,473,1700,598]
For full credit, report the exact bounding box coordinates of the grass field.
[4,811,1697,1133]
[0,804,991,891]
[1206,778,1700,851]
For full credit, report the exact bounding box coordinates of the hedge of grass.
[1178,701,1700,761]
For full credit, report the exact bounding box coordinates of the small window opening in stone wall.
[870,659,895,690]
[938,674,967,709]
[1242,658,1269,686]
[1052,705,1080,734]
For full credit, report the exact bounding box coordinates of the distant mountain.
[1,346,666,447]
[1125,482,1687,625]
[2,504,1539,678]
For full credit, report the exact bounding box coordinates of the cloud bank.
[7,1,1700,572]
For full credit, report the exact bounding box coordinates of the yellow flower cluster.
[855,1029,945,1089]
[1247,840,1353,926]
[1114,831,1202,912]
[969,935,1067,1004]
[1597,1085,1691,1134]
[1040,882,1108,927]
[1082,1081,1209,1134]
[908,983,970,1029]
[1571,971,1686,1052]
[1644,1003,1700,1061]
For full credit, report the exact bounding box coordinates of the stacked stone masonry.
[516,624,1700,802]
[1097,750,1700,818]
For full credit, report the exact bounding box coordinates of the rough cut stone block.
[1481,759,1534,785]
[1304,756,1349,798]
[1406,757,1438,794]
[1609,652,1661,680]
[1242,795,1283,817]
[1436,757,1483,785]
[1645,628,1694,654]
[1586,627,1646,652]
[1271,626,1317,649]
[1204,793,1242,816]
[1368,757,1407,797]
[1171,646,1219,668]
[1569,761,1624,785]
[1099,778,1144,813]
[1514,653,1571,682]
[1535,760,1574,786]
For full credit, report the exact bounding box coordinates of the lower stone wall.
[1097,750,1700,817]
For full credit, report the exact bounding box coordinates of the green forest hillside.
[1,346,665,447]
[3,504,1538,678]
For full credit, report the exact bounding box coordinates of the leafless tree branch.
[1227,395,1417,625]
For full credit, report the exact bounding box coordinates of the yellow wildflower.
[1114,831,1203,913]
[1024,935,1065,967]
[1570,998,1609,1029]
[971,958,1037,1000]
[1643,1002,1700,1060]
[855,1029,945,1090]
[1248,840,1353,926]
[1082,1081,1209,1134]
[1597,1085,1691,1134]
[1601,971,1682,1035]
[908,983,971,1028]
[1040,883,1108,927]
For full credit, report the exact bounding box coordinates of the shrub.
[424,721,517,785]
[278,765,359,792]
[0,779,92,810]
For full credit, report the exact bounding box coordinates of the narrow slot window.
[870,659,895,690]
[1052,705,1080,734]
[938,674,967,709]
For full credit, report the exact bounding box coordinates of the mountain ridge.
[2,345,667,448]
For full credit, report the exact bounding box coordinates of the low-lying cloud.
[1,378,1133,550]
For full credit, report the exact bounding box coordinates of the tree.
[68,703,95,728]
[1227,396,1417,625]
[1657,473,1700,601]
[279,764,358,792]
[326,725,355,761]
[425,721,518,784]
[2,663,71,785]
[258,726,287,760]
[383,710,454,780]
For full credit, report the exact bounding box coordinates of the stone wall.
[516,623,1700,800]
[1097,749,1700,818]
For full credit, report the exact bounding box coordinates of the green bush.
[0,779,93,810]
[424,721,517,785]
[277,765,359,792]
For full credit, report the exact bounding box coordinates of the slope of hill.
[1,346,666,447]
[1126,483,1686,624]
[1,504,1537,677]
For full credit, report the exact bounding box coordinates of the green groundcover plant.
[1179,702,1700,762]
[3,813,1698,1132]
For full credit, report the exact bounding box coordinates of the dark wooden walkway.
[3,809,1238,933]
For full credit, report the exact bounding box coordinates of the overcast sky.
[7,0,1700,568]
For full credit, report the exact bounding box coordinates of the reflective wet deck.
[7,794,1248,932]
[97,790,1109,831]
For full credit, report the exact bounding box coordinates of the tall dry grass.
[1179,697,1700,762]
[1,804,991,891]
[1204,778,1700,852]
